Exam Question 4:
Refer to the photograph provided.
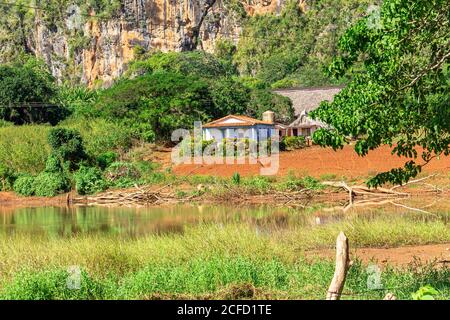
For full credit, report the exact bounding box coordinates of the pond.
[0,196,448,239]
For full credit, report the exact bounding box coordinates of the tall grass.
[0,220,449,300]
[0,125,51,174]
[0,255,448,300]
[0,120,135,174]
[61,118,134,158]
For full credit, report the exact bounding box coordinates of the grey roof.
[274,86,343,115]
[274,86,343,128]
[288,110,328,128]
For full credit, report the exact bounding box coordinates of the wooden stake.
[326,231,350,300]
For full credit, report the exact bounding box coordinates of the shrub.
[48,128,87,170]
[0,164,16,191]
[96,152,118,170]
[105,162,141,188]
[33,172,70,197]
[247,90,294,124]
[282,136,306,151]
[219,138,252,157]
[0,57,63,125]
[44,154,64,173]
[231,172,241,185]
[74,166,108,195]
[13,174,35,196]
[242,176,272,194]
[301,176,323,190]
[179,138,215,157]
[210,78,250,115]
[411,285,440,300]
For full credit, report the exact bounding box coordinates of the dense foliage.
[0,56,64,124]
[96,52,294,141]
[95,71,213,142]
[233,0,374,88]
[311,0,450,186]
[47,128,87,170]
[128,51,235,80]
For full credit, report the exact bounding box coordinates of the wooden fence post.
[326,231,350,300]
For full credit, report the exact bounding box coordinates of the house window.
[292,128,298,136]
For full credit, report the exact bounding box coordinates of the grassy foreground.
[0,223,449,300]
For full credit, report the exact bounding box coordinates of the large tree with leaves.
[311,0,450,187]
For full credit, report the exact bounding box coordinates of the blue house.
[202,112,277,143]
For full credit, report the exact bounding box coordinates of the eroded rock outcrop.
[29,0,304,86]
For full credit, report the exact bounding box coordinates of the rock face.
[29,0,303,86]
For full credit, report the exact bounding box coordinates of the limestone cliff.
[28,0,305,86]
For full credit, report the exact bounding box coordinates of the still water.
[0,196,449,238]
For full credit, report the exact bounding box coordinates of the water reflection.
[0,196,448,238]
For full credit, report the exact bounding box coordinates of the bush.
[105,162,141,188]
[301,176,323,190]
[0,164,16,191]
[282,136,306,151]
[179,138,215,157]
[96,152,118,170]
[210,78,250,115]
[33,172,70,197]
[48,128,87,170]
[44,154,64,173]
[74,166,108,195]
[231,172,241,185]
[0,120,13,127]
[242,176,272,194]
[13,174,35,196]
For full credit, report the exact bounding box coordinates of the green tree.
[311,0,450,186]
[210,78,250,115]
[96,71,215,141]
[0,56,63,124]
[247,89,295,124]
[128,51,235,80]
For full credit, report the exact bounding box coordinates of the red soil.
[173,145,450,178]
[0,191,69,209]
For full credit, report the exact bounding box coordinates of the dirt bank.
[306,243,450,267]
[173,145,450,178]
[0,191,70,210]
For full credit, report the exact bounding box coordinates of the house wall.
[203,125,275,142]
[287,126,319,137]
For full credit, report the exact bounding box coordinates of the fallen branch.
[390,174,437,191]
